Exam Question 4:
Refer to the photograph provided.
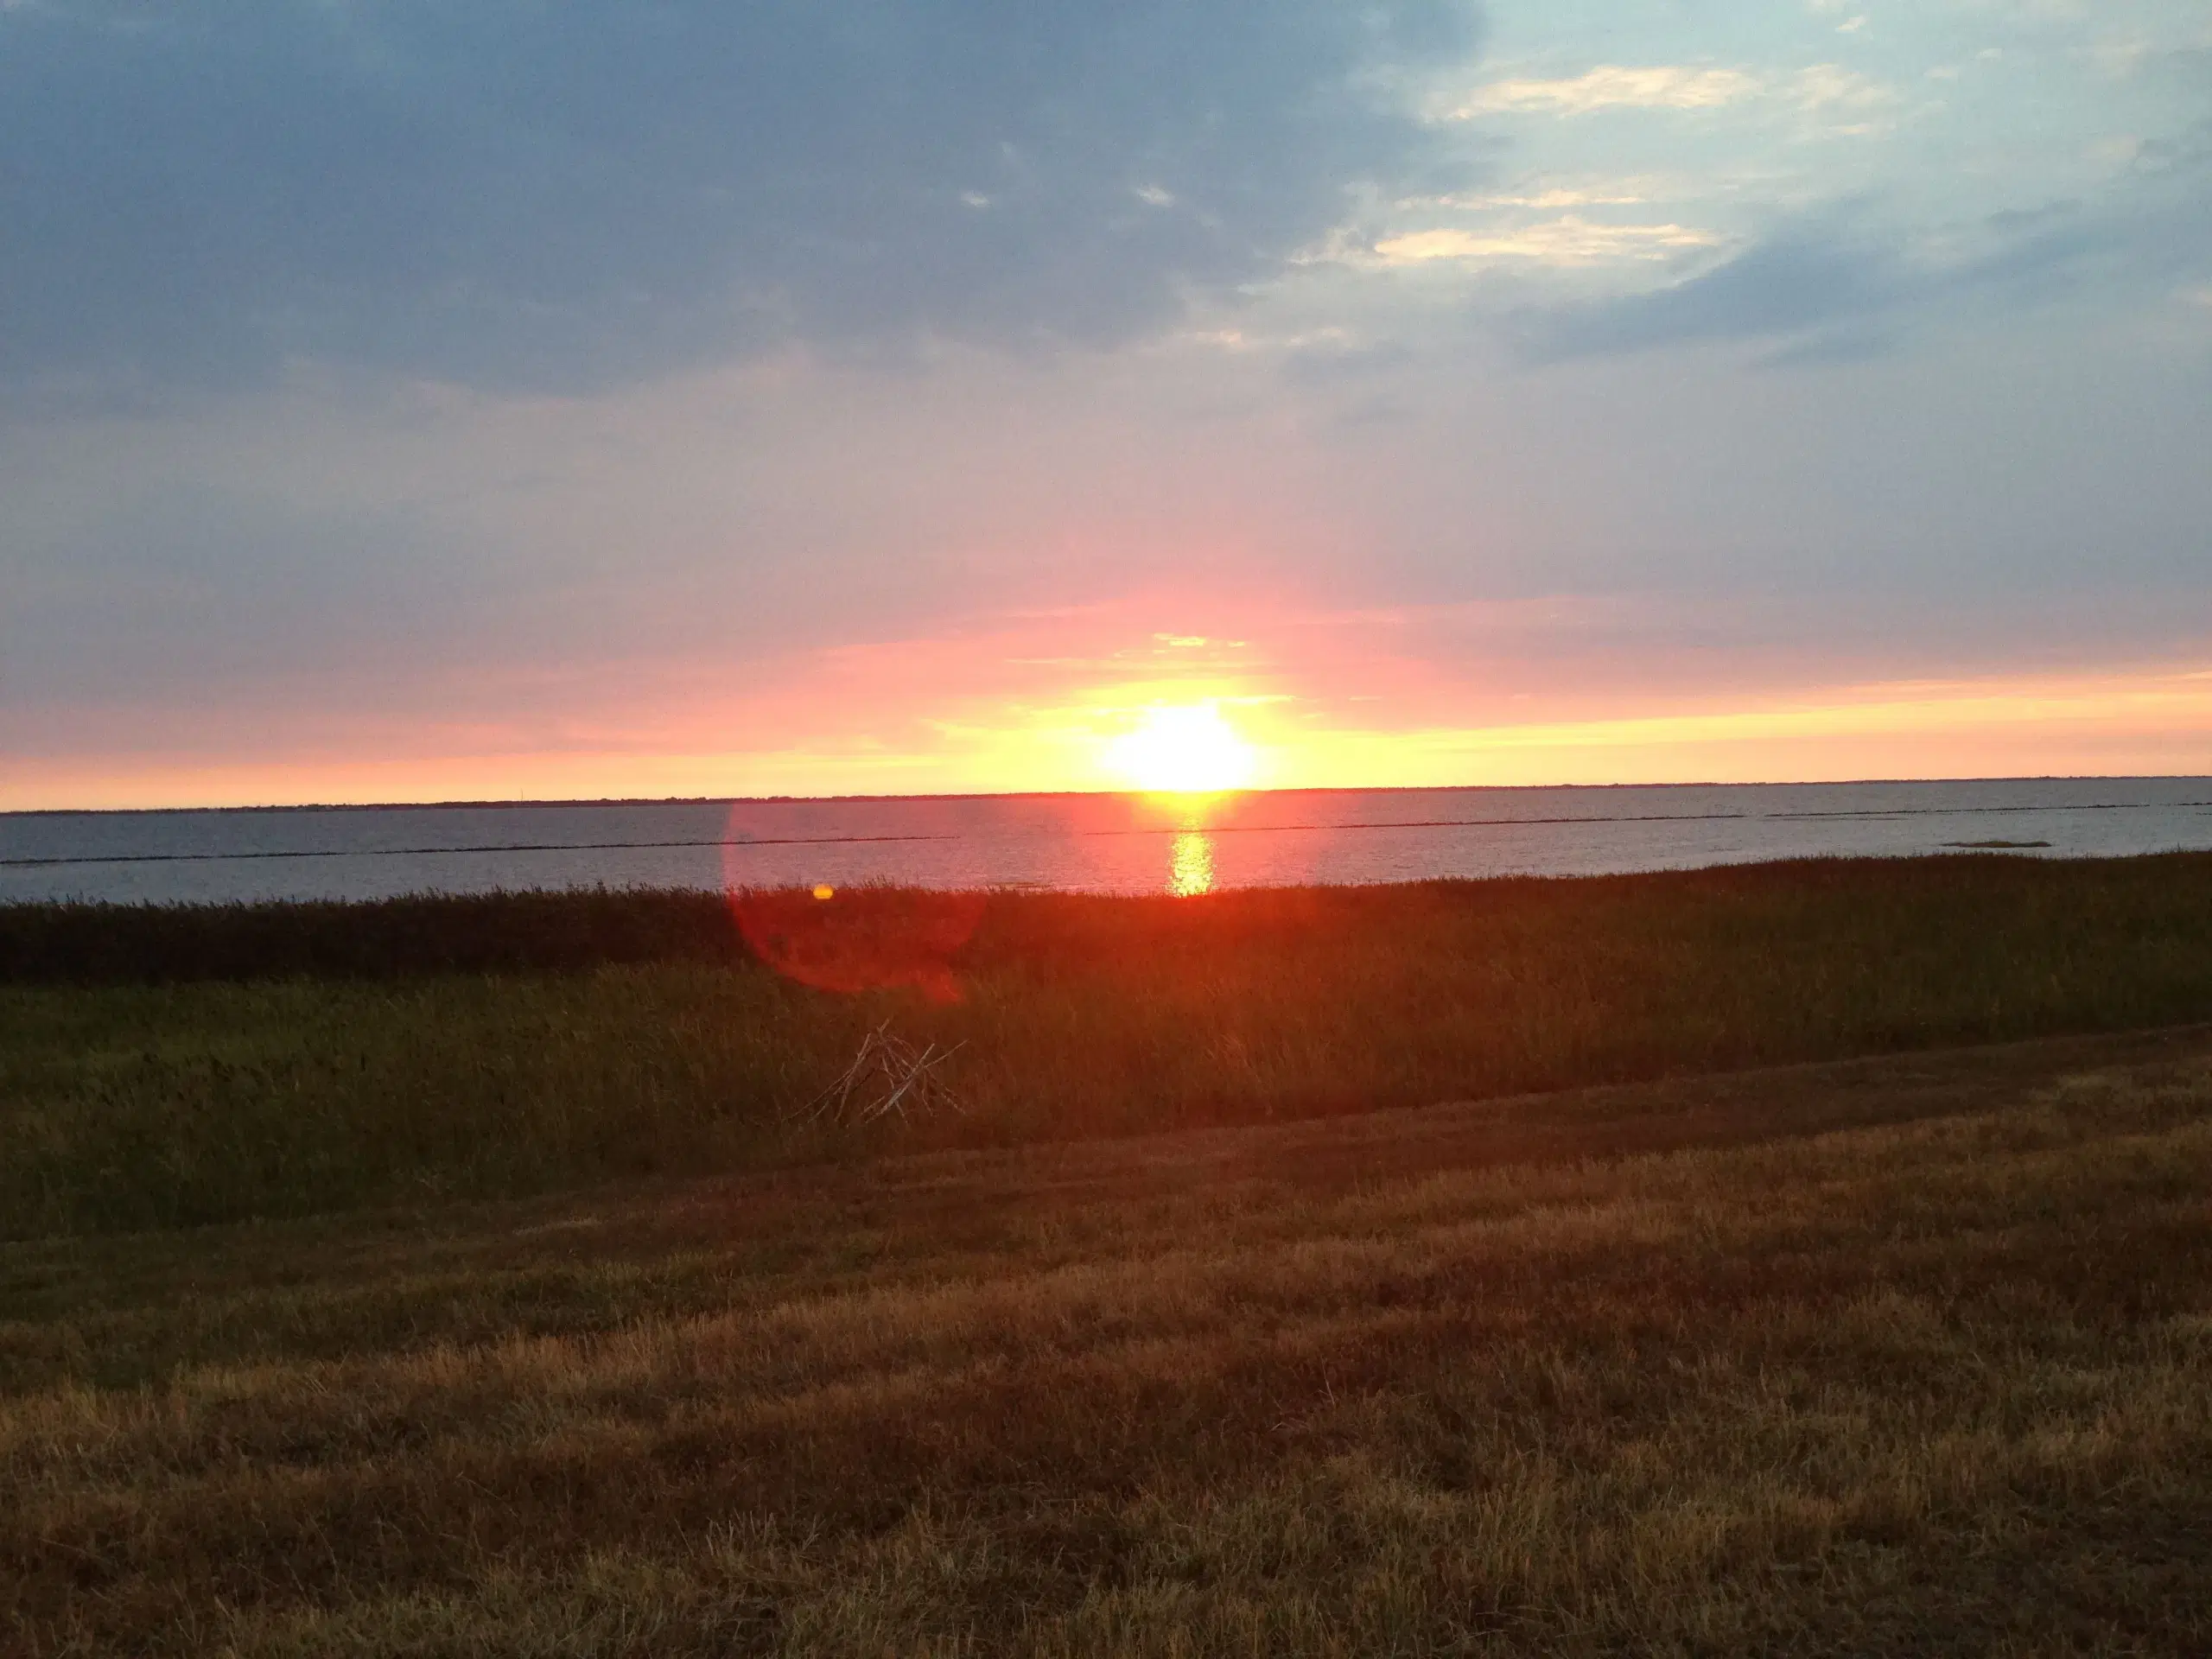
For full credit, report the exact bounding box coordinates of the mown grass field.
[5,1027,2211,1654]
[7,853,2212,1237]
[6,856,2212,1651]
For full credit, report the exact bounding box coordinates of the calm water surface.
[5,779,2211,905]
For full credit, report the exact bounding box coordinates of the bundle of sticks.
[791,1022,967,1128]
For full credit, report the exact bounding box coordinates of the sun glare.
[1103,702,1257,794]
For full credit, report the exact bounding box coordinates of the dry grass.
[5,1027,2211,1654]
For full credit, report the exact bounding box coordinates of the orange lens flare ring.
[723,810,983,1001]
[725,883,985,1003]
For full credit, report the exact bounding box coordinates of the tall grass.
[6,854,2212,1238]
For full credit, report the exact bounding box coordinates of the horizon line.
[5,772,2209,819]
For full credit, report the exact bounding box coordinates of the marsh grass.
[3,1031,2209,1654]
[7,855,2212,1237]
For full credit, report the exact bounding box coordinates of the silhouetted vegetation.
[0,885,747,986]
[5,854,2212,1237]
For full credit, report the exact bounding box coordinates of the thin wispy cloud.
[1443,61,1897,124]
[1376,219,1722,267]
[1451,65,1764,116]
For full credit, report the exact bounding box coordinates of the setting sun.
[1102,702,1257,794]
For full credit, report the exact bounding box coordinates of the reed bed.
[5,854,2212,1238]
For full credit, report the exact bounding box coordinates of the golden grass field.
[7,1025,2210,1656]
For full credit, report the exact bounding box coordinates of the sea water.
[4,778,2210,906]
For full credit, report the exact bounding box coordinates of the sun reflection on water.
[1168,828,1215,897]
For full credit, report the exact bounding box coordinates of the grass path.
[6,1027,2212,1654]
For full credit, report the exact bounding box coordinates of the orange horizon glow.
[6,655,2212,813]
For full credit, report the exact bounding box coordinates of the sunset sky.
[3,0,2209,809]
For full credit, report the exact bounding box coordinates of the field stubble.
[3,1029,2210,1653]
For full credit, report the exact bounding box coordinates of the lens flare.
[727,886,984,1002]
[1103,702,1256,794]
[722,806,982,1001]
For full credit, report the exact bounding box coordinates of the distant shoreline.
[5,772,2207,819]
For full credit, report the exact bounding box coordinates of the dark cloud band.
[0,0,1480,394]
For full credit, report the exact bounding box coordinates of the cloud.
[0,0,1484,396]
[1517,229,1906,359]
[1789,64,1897,118]
[1515,145,2212,364]
[1442,188,1655,207]
[1376,218,1720,266]
[1453,65,1761,116]
[1446,61,1895,126]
